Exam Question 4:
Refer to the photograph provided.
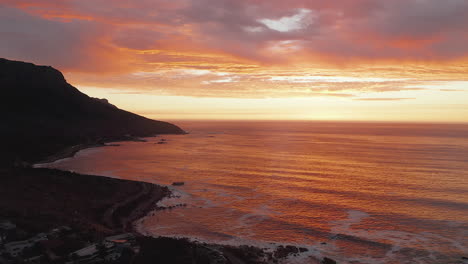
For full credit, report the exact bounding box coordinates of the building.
[4,240,34,257]
[4,233,48,257]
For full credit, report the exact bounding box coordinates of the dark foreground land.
[0,167,326,264]
[0,58,185,167]
[0,168,168,235]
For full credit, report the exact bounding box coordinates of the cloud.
[439,89,466,92]
[5,0,468,63]
[267,76,409,83]
[1,0,468,98]
[354,98,416,101]
[259,8,315,32]
[0,5,132,72]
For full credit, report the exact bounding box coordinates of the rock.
[172,182,184,186]
[156,139,168,144]
[321,257,337,264]
[91,97,117,108]
[273,245,301,259]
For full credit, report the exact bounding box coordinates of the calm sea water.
[38,121,468,263]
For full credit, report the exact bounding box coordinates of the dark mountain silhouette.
[0,58,185,166]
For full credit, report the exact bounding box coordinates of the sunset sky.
[1,0,468,122]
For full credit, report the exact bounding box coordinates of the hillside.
[0,58,184,166]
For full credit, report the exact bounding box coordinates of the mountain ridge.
[0,58,185,166]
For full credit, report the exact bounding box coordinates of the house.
[104,233,135,243]
[71,244,99,258]
[4,240,34,257]
[24,255,42,264]
[66,234,137,263]
[30,233,48,243]
[0,221,15,231]
[4,233,48,257]
[48,226,72,238]
[69,241,115,263]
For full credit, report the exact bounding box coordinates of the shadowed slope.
[0,58,184,165]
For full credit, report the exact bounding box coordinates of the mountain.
[0,58,185,166]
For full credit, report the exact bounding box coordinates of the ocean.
[37,121,468,264]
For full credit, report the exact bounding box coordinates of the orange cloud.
[1,0,468,99]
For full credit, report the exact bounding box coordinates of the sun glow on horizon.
[79,85,468,123]
[2,0,468,122]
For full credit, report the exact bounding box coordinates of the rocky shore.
[0,166,335,264]
[2,140,337,263]
[0,167,165,236]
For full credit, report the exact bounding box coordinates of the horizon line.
[161,118,468,125]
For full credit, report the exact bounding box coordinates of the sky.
[1,0,468,122]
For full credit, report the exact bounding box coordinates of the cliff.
[0,58,184,166]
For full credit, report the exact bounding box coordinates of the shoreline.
[34,135,156,166]
[30,137,176,235]
[0,167,170,235]
[30,136,176,234]
[30,135,178,236]
[29,142,334,263]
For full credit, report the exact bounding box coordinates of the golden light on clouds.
[1,0,468,122]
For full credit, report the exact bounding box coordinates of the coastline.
[27,142,334,264]
[34,135,155,166]
[30,137,176,234]
[0,167,169,235]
